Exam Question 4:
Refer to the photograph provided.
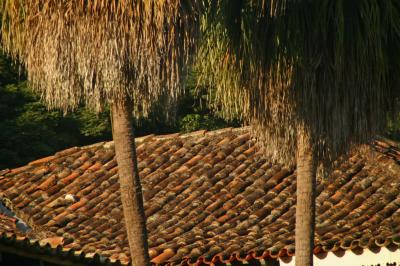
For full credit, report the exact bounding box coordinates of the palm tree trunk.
[295,127,316,266]
[111,99,150,266]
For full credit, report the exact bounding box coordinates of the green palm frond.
[197,0,400,165]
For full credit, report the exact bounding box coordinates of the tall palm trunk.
[111,99,150,266]
[295,127,316,266]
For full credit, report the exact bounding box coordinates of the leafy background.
[0,55,239,169]
[1,53,398,170]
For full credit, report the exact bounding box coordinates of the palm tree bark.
[295,128,316,266]
[111,99,150,266]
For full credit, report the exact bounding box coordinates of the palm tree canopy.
[197,0,400,166]
[0,0,201,115]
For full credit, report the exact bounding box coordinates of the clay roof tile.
[1,127,400,265]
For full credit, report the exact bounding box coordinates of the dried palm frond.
[197,0,400,166]
[0,0,202,116]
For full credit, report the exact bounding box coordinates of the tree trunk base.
[295,127,316,266]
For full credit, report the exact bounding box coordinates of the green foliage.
[385,106,400,141]
[178,75,241,132]
[0,55,112,169]
[72,108,112,138]
[0,81,77,169]
[179,114,230,133]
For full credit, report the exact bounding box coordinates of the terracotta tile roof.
[1,127,400,265]
[0,195,31,235]
[0,213,18,235]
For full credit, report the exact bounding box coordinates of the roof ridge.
[0,127,250,173]
[375,135,400,148]
[99,126,250,148]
